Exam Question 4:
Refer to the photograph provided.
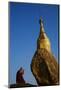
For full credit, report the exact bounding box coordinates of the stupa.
[31,18,59,85]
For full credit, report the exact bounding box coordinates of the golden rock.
[31,18,59,85]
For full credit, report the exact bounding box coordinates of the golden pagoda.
[31,18,59,85]
[37,18,51,52]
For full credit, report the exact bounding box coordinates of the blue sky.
[9,2,59,85]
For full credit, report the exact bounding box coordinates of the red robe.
[16,70,25,84]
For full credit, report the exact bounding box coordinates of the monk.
[16,67,26,84]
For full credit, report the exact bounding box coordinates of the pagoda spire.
[39,17,45,33]
[37,17,51,53]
